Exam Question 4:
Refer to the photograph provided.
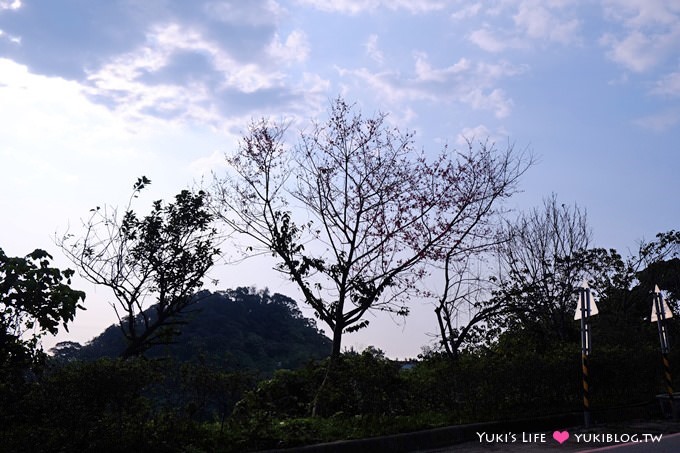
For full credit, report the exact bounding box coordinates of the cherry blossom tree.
[212,98,532,361]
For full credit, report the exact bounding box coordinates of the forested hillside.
[53,288,331,374]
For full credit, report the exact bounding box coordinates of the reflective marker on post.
[652,285,675,418]
[574,280,598,428]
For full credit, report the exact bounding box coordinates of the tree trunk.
[330,322,343,361]
[311,322,344,417]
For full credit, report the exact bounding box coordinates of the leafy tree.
[212,98,531,360]
[589,232,680,352]
[638,230,680,265]
[58,177,220,358]
[563,232,680,352]
[0,248,85,369]
[49,340,83,363]
[636,230,680,304]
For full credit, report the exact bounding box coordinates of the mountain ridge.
[52,287,331,374]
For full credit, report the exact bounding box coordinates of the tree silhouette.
[212,98,531,360]
[0,248,85,369]
[58,177,220,358]
[494,194,592,342]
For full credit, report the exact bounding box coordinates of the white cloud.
[513,1,580,45]
[451,3,482,20]
[414,52,469,82]
[189,150,227,177]
[86,23,288,123]
[1,147,78,186]
[202,70,331,134]
[388,0,445,13]
[467,0,581,52]
[0,29,20,43]
[456,124,491,146]
[82,19,330,130]
[468,27,525,53]
[268,30,310,64]
[336,67,424,104]
[0,0,20,10]
[476,60,528,79]
[0,0,21,43]
[462,88,513,118]
[600,0,680,72]
[652,71,680,97]
[390,106,418,126]
[203,0,285,26]
[0,57,234,182]
[0,58,155,250]
[602,0,680,28]
[295,0,444,14]
[296,0,377,14]
[365,34,384,64]
[600,28,680,73]
[338,54,523,119]
[228,64,285,93]
[300,71,331,94]
[633,110,680,132]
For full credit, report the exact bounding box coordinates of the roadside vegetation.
[2,98,679,451]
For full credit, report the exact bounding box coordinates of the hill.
[54,288,331,373]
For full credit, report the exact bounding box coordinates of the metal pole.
[575,281,597,428]
[653,286,674,419]
[580,286,592,428]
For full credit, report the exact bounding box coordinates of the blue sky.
[1,0,679,358]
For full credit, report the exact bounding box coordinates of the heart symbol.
[553,430,570,444]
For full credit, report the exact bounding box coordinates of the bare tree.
[211,98,532,361]
[494,194,591,341]
[58,177,220,358]
[433,248,507,360]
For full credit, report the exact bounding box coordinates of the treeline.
[2,337,677,452]
[2,97,680,451]
[2,233,678,451]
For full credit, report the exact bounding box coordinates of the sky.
[1,0,679,359]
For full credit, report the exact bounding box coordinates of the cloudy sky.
[1,0,679,358]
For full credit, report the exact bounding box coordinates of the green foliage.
[221,413,453,451]
[176,362,255,429]
[639,230,680,265]
[59,178,220,358]
[0,247,85,370]
[3,358,160,451]
[2,358,255,452]
[67,288,331,374]
[7,186,676,452]
[236,347,405,419]
[6,338,679,451]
